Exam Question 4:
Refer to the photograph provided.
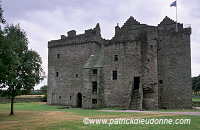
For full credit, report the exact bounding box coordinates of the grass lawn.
[0,102,200,130]
[193,98,200,101]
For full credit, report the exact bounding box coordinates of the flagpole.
[176,0,178,32]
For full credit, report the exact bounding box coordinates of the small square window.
[56,72,59,77]
[92,99,97,104]
[92,69,97,74]
[113,70,117,80]
[57,54,60,59]
[92,81,97,92]
[114,55,118,61]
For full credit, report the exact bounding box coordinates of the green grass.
[0,102,61,112]
[193,98,200,101]
[0,102,200,130]
[150,109,200,112]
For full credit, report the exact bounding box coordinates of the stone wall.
[0,97,42,103]
[157,17,192,109]
[48,42,100,107]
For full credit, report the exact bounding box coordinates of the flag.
[170,1,176,7]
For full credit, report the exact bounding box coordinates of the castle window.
[76,74,78,77]
[159,80,163,84]
[92,81,97,92]
[57,54,60,59]
[150,45,153,50]
[114,55,118,61]
[52,93,55,101]
[70,96,72,100]
[59,96,61,100]
[92,69,97,74]
[92,99,97,104]
[113,70,118,80]
[56,72,59,77]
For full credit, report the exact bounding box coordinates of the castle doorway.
[134,77,140,90]
[77,93,82,108]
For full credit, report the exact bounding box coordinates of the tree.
[40,85,47,95]
[0,24,45,115]
[40,85,47,102]
[0,1,6,24]
[192,75,200,94]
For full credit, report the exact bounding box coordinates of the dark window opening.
[70,96,72,100]
[114,55,118,61]
[92,69,97,74]
[113,70,118,80]
[76,74,78,77]
[150,45,153,50]
[59,96,61,100]
[159,80,163,84]
[57,54,60,59]
[134,77,140,90]
[92,81,97,92]
[92,99,97,104]
[56,72,59,77]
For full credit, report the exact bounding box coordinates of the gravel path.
[100,108,200,116]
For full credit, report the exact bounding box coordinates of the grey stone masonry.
[48,16,192,110]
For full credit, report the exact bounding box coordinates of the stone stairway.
[129,90,139,110]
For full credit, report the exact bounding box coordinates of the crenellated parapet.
[48,23,102,48]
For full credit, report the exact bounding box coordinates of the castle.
[47,16,192,109]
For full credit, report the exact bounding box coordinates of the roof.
[83,46,104,69]
[159,16,176,26]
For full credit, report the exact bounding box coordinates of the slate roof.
[83,46,104,69]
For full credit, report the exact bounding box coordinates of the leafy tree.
[40,85,47,102]
[40,85,47,95]
[192,75,200,94]
[0,1,6,24]
[0,24,45,115]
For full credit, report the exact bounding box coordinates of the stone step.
[129,106,137,110]
[129,108,137,110]
[129,90,139,110]
[130,104,137,107]
[131,98,138,100]
[132,96,138,98]
[130,106,137,109]
[130,102,138,106]
[132,94,138,96]
[131,99,137,102]
[132,95,138,97]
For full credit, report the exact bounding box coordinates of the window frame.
[92,69,97,75]
[114,55,119,61]
[112,70,118,80]
[57,54,60,59]
[92,81,97,93]
[92,99,97,104]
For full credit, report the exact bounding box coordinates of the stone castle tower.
[47,16,192,109]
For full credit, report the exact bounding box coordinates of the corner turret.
[115,23,120,35]
[95,23,101,36]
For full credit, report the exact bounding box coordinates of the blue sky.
[2,0,200,89]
